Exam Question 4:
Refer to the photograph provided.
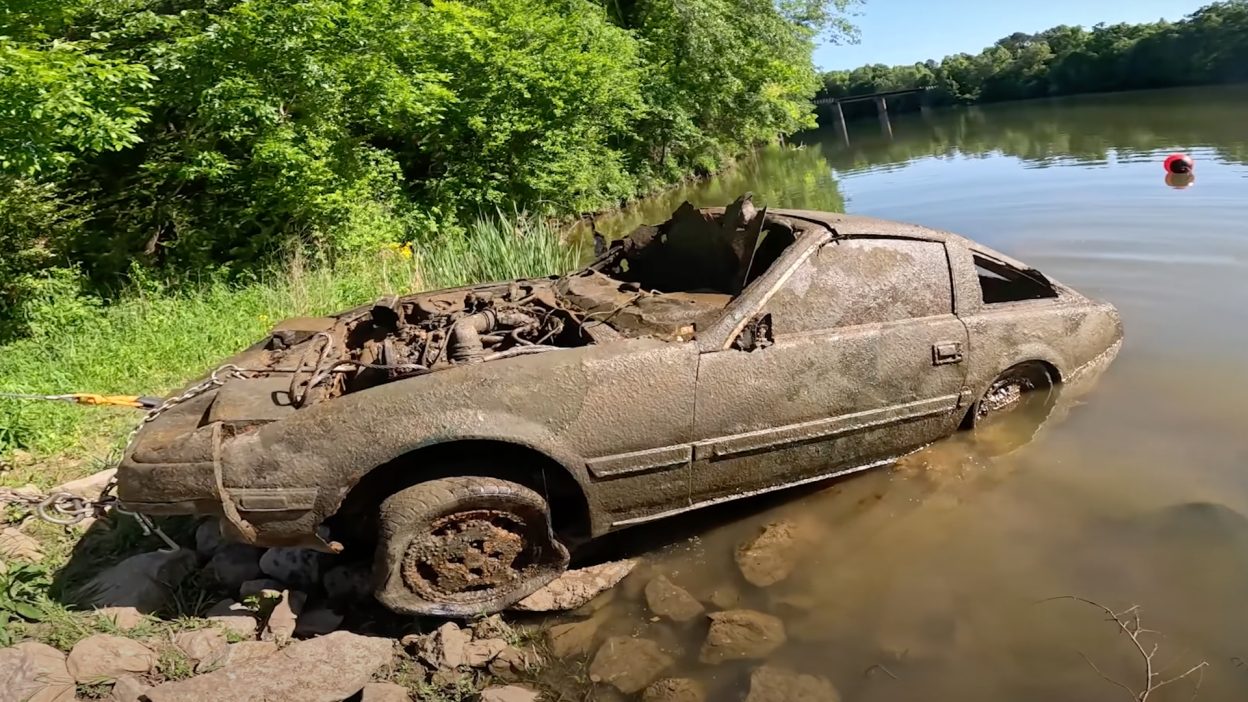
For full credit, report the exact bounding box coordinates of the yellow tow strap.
[0,392,163,410]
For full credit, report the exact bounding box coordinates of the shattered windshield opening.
[557,198,801,341]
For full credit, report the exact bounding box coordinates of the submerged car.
[117,197,1122,616]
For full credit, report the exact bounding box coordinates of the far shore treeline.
[818,1,1248,119]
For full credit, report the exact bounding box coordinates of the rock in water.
[735,521,803,587]
[699,610,786,664]
[143,631,393,702]
[360,682,412,701]
[259,547,321,589]
[644,575,704,622]
[589,636,674,694]
[644,678,707,702]
[744,665,841,702]
[546,613,608,659]
[66,635,157,683]
[480,685,540,702]
[79,549,196,613]
[0,641,75,702]
[513,559,638,612]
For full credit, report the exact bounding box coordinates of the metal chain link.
[2,364,246,546]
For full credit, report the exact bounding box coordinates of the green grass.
[0,214,585,479]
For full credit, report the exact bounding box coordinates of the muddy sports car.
[118,197,1122,616]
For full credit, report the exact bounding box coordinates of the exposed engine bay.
[239,196,805,409]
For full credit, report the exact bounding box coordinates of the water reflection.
[571,85,1248,700]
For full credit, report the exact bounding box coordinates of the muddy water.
[572,86,1248,700]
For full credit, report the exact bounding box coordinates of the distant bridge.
[813,87,931,141]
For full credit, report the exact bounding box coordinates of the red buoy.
[1164,153,1193,174]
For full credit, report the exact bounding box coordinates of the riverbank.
[0,214,584,473]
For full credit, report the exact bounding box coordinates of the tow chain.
[1,364,245,549]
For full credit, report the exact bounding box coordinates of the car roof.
[760,208,1041,273]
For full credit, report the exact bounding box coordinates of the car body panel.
[116,201,1124,553]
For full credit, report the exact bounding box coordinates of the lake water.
[566,86,1248,700]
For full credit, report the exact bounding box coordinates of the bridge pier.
[874,96,893,139]
[832,101,849,145]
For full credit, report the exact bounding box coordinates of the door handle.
[932,341,963,365]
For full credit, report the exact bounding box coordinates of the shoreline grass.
[0,215,585,479]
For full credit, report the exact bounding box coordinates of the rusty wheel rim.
[401,509,534,604]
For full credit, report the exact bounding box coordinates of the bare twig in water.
[864,663,900,680]
[1041,596,1208,701]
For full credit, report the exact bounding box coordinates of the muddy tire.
[973,362,1056,424]
[373,476,569,617]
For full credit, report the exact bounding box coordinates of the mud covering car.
[117,196,1123,616]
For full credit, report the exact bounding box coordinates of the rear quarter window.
[974,254,1058,303]
[768,238,953,334]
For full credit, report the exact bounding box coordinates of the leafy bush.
[0,0,855,299]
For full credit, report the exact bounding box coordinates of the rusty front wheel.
[374,477,569,617]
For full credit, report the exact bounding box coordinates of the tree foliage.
[0,0,857,337]
[818,1,1248,118]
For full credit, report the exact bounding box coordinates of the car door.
[689,235,970,504]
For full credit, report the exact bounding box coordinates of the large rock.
[360,682,412,701]
[644,678,707,702]
[259,547,321,589]
[262,590,305,645]
[744,665,841,702]
[110,675,151,702]
[195,518,227,559]
[66,634,157,683]
[736,521,803,587]
[205,599,257,639]
[417,621,471,670]
[1,526,44,561]
[143,631,393,702]
[0,641,75,702]
[513,559,638,612]
[589,637,674,694]
[705,584,742,610]
[480,685,540,702]
[699,610,786,664]
[323,563,373,602]
[172,629,228,664]
[79,549,196,613]
[644,576,704,622]
[53,468,117,502]
[207,544,265,592]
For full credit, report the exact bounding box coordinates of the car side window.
[766,238,953,335]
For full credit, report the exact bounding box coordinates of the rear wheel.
[964,362,1059,456]
[973,362,1056,424]
[374,476,569,617]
